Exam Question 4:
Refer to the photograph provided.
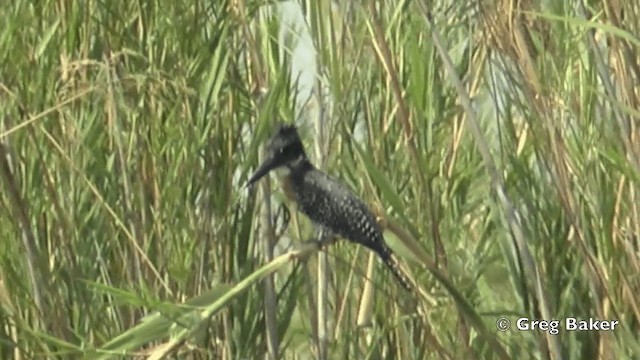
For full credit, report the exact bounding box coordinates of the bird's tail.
[377,245,413,292]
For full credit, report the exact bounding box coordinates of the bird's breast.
[277,174,298,203]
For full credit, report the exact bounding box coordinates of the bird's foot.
[317,234,338,250]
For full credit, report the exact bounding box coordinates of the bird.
[246,123,412,291]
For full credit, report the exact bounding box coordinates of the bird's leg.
[317,228,338,250]
[294,229,334,261]
[297,228,337,253]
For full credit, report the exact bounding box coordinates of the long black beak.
[246,153,280,188]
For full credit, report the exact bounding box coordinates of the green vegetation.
[0,0,638,359]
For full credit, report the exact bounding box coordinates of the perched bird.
[247,124,412,291]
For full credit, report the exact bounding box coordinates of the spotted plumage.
[247,124,412,291]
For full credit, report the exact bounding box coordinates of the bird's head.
[246,124,308,187]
